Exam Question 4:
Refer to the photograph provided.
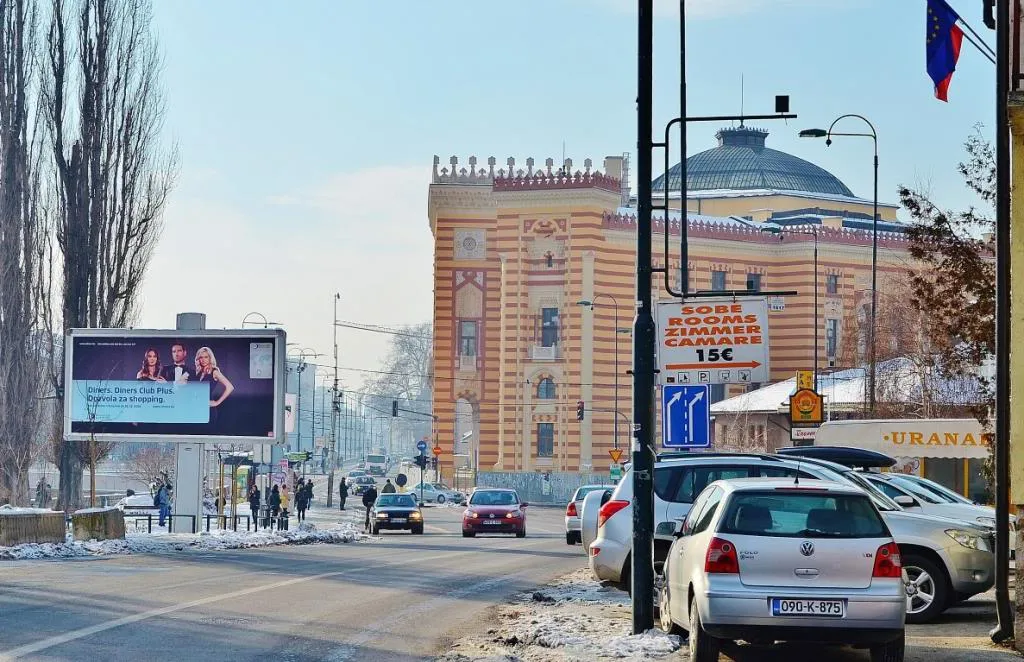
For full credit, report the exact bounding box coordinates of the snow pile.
[0,522,363,560]
[0,505,57,515]
[438,568,682,661]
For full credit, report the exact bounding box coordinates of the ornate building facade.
[428,127,908,475]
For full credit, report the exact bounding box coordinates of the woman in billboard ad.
[195,346,235,431]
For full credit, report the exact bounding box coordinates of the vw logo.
[489,514,496,519]
[799,541,815,557]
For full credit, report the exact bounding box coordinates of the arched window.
[537,378,556,400]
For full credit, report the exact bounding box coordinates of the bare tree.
[0,0,49,506]
[122,443,173,488]
[42,0,177,509]
[366,323,434,443]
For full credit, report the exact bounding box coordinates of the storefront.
[812,419,992,503]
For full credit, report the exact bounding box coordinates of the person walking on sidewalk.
[361,484,378,533]
[381,479,396,494]
[247,484,261,528]
[295,483,309,523]
[269,485,281,520]
[280,485,291,529]
[304,479,314,510]
[155,482,171,527]
[338,478,347,511]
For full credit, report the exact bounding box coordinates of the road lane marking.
[0,546,499,661]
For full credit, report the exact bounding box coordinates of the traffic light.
[303,451,312,461]
[392,400,398,417]
[576,400,585,421]
[431,456,438,470]
[415,455,427,469]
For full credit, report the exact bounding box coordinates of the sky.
[139,0,996,390]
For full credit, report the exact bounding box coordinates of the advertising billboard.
[63,328,287,444]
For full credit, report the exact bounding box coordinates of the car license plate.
[482,520,503,525]
[771,598,845,617]
[391,518,407,523]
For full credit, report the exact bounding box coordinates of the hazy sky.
[139,0,995,390]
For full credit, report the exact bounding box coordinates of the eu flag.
[926,0,964,102]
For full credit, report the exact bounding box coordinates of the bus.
[365,453,387,476]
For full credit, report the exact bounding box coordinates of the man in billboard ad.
[65,329,285,442]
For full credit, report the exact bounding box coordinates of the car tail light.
[704,537,739,574]
[598,500,630,528]
[566,501,578,517]
[872,542,902,578]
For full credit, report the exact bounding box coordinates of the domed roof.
[652,126,854,198]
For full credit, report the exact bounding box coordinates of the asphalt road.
[0,504,579,662]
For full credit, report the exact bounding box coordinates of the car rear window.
[719,490,889,539]
[654,465,754,504]
[573,486,605,501]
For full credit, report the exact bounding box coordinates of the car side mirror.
[894,495,918,508]
[520,502,529,508]
[655,521,676,537]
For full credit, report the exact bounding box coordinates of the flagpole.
[957,19,997,63]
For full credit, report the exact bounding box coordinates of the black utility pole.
[631,0,656,635]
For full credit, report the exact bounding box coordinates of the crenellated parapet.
[432,155,621,193]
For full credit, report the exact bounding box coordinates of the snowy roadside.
[436,568,683,662]
[0,522,365,560]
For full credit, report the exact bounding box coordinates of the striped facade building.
[428,127,907,475]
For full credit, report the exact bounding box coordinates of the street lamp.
[241,312,281,328]
[762,225,820,386]
[287,346,322,462]
[577,295,622,450]
[328,291,341,506]
[800,115,879,416]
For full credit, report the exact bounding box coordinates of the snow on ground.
[437,568,683,662]
[0,521,365,560]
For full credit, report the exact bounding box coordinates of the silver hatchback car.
[660,478,905,662]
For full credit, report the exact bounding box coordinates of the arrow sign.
[664,360,762,371]
[662,384,711,449]
[609,448,623,464]
[416,439,427,453]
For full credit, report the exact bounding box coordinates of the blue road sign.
[416,439,428,453]
[662,384,711,449]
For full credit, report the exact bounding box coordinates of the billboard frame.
[62,327,287,445]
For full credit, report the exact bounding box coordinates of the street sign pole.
[631,0,656,635]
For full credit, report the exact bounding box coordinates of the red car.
[462,488,528,538]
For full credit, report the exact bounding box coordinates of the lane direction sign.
[662,384,711,449]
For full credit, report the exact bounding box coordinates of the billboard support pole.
[173,312,207,527]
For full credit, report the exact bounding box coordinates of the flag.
[926,0,964,101]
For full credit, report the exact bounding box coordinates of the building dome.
[652,126,854,198]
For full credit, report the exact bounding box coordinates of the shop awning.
[813,419,991,460]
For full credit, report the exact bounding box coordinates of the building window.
[711,270,727,291]
[710,383,726,404]
[826,273,839,295]
[826,318,839,357]
[537,423,554,457]
[459,320,477,356]
[541,307,559,347]
[746,272,761,292]
[537,378,556,399]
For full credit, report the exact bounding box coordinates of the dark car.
[371,493,423,534]
[350,475,377,496]
[462,488,527,538]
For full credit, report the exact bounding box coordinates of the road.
[0,504,579,662]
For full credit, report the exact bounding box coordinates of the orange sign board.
[790,388,824,426]
[609,448,623,464]
[432,445,442,456]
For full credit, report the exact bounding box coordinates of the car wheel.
[657,579,685,636]
[688,597,720,662]
[371,525,379,535]
[516,528,526,538]
[412,526,423,535]
[869,631,905,662]
[462,531,475,538]
[566,532,575,545]
[437,495,445,504]
[902,554,949,624]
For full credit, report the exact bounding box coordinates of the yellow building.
[428,126,908,475]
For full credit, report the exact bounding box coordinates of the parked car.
[659,478,905,662]
[580,486,614,554]
[589,452,995,623]
[370,493,423,534]
[861,472,1001,529]
[565,484,613,545]
[462,488,527,538]
[409,482,464,504]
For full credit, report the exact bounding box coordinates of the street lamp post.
[241,312,281,328]
[577,295,622,450]
[328,292,341,507]
[800,115,878,416]
[287,346,321,474]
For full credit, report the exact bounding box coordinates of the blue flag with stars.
[926,0,964,102]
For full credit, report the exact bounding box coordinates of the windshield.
[843,470,900,511]
[886,475,945,504]
[720,491,888,538]
[902,474,975,505]
[376,495,416,508]
[469,491,519,506]
[366,454,386,464]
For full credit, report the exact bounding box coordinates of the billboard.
[63,328,287,444]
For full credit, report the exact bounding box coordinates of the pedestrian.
[381,478,396,494]
[269,484,281,521]
[304,479,314,510]
[362,483,378,533]
[155,482,171,527]
[247,484,261,529]
[338,477,347,511]
[280,485,291,529]
[295,483,309,523]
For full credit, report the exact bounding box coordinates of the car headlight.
[376,513,388,519]
[466,511,478,519]
[506,511,521,519]
[410,512,422,519]
[976,516,996,528]
[945,528,992,552]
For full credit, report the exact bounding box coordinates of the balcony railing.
[531,345,559,361]
[459,355,477,372]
